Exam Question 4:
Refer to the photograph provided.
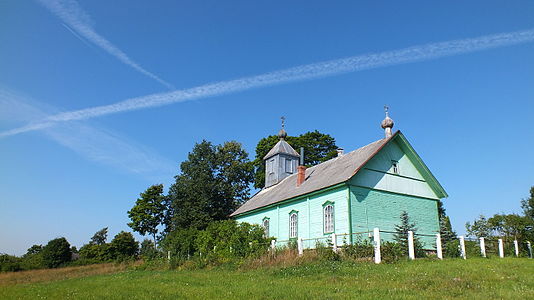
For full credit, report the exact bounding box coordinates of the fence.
[265,228,534,264]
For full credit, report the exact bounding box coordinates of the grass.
[1,258,533,299]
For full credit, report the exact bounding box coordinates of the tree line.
[465,187,534,243]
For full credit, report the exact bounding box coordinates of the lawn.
[1,258,533,299]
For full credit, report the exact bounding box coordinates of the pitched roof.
[231,135,392,217]
[263,139,300,160]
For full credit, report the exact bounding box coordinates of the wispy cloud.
[3,27,534,138]
[36,0,174,89]
[0,88,176,180]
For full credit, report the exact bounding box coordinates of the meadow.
[1,257,533,299]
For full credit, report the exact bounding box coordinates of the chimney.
[337,148,344,157]
[297,165,306,187]
[297,147,306,186]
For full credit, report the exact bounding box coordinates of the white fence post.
[436,233,443,260]
[459,236,466,259]
[498,239,504,258]
[479,237,486,258]
[271,239,276,254]
[331,233,337,253]
[408,231,415,260]
[527,241,532,259]
[297,237,303,256]
[373,228,381,264]
[167,250,171,261]
[514,240,519,257]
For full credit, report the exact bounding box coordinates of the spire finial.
[381,105,394,138]
[278,116,287,139]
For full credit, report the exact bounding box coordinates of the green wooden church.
[231,110,447,248]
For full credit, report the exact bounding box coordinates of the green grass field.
[1,258,533,299]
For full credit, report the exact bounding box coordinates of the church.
[231,110,447,248]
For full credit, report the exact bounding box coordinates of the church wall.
[235,186,350,248]
[349,185,440,249]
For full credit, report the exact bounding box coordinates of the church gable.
[350,132,447,200]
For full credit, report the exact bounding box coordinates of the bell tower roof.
[264,117,299,160]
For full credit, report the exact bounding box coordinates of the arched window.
[262,218,270,237]
[289,213,298,238]
[323,205,334,233]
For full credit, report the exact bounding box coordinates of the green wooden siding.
[236,186,349,247]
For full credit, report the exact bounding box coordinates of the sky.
[1,1,533,256]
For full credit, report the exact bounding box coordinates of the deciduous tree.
[128,184,166,244]
[167,140,254,231]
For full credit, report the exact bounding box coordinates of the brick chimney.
[297,165,306,187]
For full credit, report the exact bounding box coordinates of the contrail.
[2,28,534,138]
[37,0,174,89]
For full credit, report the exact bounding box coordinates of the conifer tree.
[393,211,425,257]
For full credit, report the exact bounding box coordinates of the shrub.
[140,239,161,260]
[110,231,139,260]
[315,241,340,261]
[161,227,199,263]
[41,237,72,268]
[0,254,22,272]
[342,239,374,259]
[162,220,270,267]
[381,241,404,262]
[443,240,460,258]
[79,243,114,262]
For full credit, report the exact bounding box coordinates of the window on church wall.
[289,213,298,238]
[285,158,293,173]
[391,160,399,174]
[268,159,275,174]
[323,205,334,233]
[262,218,270,237]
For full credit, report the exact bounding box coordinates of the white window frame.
[268,159,275,174]
[289,212,298,238]
[285,158,293,173]
[391,160,399,174]
[262,218,270,237]
[323,204,334,233]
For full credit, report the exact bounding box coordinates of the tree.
[167,140,254,231]
[128,184,166,244]
[90,227,108,245]
[466,215,492,238]
[41,237,71,268]
[393,211,424,256]
[110,231,139,259]
[437,200,457,242]
[253,130,338,189]
[521,186,534,220]
[25,244,43,256]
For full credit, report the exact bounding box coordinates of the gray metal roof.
[232,137,390,217]
[263,139,300,160]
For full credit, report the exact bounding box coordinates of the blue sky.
[1,1,533,255]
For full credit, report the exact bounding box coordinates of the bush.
[443,240,460,258]
[161,227,199,263]
[0,254,22,272]
[342,239,374,259]
[315,241,340,261]
[162,220,270,267]
[41,238,72,268]
[110,231,139,260]
[195,220,269,263]
[79,243,114,262]
[140,239,161,260]
[381,241,404,262]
